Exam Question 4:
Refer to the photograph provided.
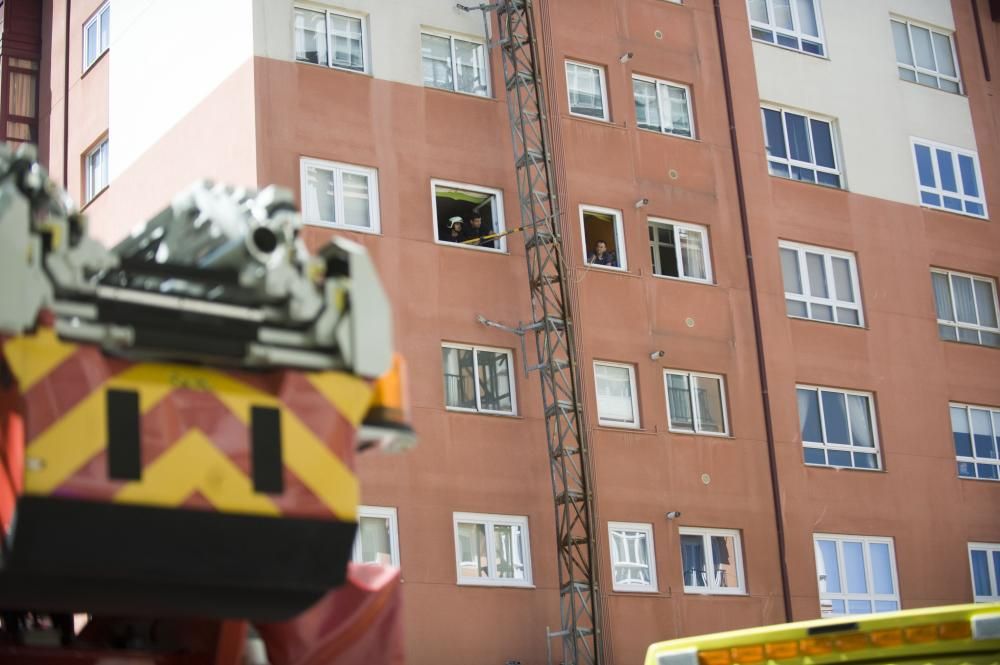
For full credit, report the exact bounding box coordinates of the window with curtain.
[609,522,657,592]
[747,0,824,56]
[453,513,531,586]
[648,220,711,283]
[299,157,379,232]
[951,403,1000,482]
[294,6,368,73]
[679,528,745,594]
[664,370,728,435]
[632,75,694,138]
[594,362,639,428]
[968,543,1000,602]
[83,2,110,71]
[797,385,880,470]
[779,241,863,326]
[421,32,489,97]
[912,140,987,218]
[566,61,609,121]
[85,139,109,203]
[891,18,961,93]
[931,269,1000,347]
[6,59,39,145]
[353,506,400,567]
[441,344,516,415]
[813,534,899,616]
[761,106,841,188]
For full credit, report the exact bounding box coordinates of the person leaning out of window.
[589,240,617,267]
[463,213,494,248]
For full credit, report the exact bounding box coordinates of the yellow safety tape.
[2,329,79,393]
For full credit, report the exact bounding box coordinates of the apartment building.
[23,0,1000,663]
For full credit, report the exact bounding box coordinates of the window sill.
[897,76,964,98]
[769,172,846,193]
[434,239,509,255]
[456,581,535,589]
[80,184,109,212]
[957,474,1000,483]
[580,263,635,276]
[608,588,664,596]
[667,429,731,438]
[682,589,748,597]
[803,461,884,473]
[652,273,714,286]
[636,126,698,142]
[750,36,828,61]
[939,337,1000,351]
[82,48,109,79]
[596,421,643,431]
[424,85,495,102]
[787,314,867,331]
[303,220,380,235]
[919,203,989,221]
[563,112,625,131]
[294,59,371,78]
[445,407,522,419]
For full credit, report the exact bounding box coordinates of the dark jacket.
[588,250,618,267]
[462,221,495,248]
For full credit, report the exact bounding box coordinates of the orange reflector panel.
[905,625,938,644]
[730,645,764,663]
[799,637,833,656]
[835,633,869,652]
[938,622,971,640]
[699,649,731,665]
[764,641,798,659]
[870,628,903,647]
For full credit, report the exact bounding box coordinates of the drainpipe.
[63,0,71,188]
[712,0,793,623]
[971,0,991,82]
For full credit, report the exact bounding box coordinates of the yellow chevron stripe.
[114,429,279,516]
[305,373,373,426]
[2,329,79,392]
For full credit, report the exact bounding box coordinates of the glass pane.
[891,21,913,65]
[678,228,706,279]
[995,412,1000,460]
[810,120,835,169]
[972,409,996,459]
[932,272,954,321]
[853,452,877,469]
[958,155,980,198]
[899,66,917,81]
[806,253,828,298]
[827,599,846,616]
[837,308,860,325]
[781,248,803,295]
[843,541,868,594]
[848,394,874,448]
[848,600,872,615]
[596,364,634,424]
[827,449,852,467]
[329,14,363,71]
[100,7,110,51]
[917,71,938,86]
[748,0,768,23]
[493,524,526,579]
[978,463,999,480]
[294,8,327,65]
[693,375,725,433]
[815,539,841,593]
[341,172,371,228]
[869,542,894,594]
[681,535,707,588]
[787,299,808,317]
[772,0,793,29]
[932,32,956,76]
[821,391,850,445]
[457,522,488,578]
[958,460,976,477]
[941,78,960,93]
[655,227,679,277]
[711,535,740,589]
[914,144,936,188]
[304,166,336,224]
[831,257,854,302]
[936,149,958,193]
[951,406,972,457]
[795,0,819,37]
[785,113,812,163]
[911,26,935,70]
[763,109,787,159]
[797,388,822,442]
[612,530,651,586]
[358,516,391,565]
[666,85,691,137]
[567,63,605,118]
[970,549,991,596]
[86,21,98,66]
[666,373,693,430]
[633,79,660,130]
[442,347,476,409]
[951,276,978,325]
[875,600,899,612]
[8,72,37,117]
[974,280,998,328]
[421,33,453,90]
[804,447,826,465]
[476,349,513,413]
[455,39,487,95]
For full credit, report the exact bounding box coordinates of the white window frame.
[565,60,610,122]
[968,542,1000,603]
[608,522,658,593]
[813,534,900,617]
[441,342,518,416]
[679,527,746,595]
[593,361,640,429]
[453,512,532,587]
[632,74,695,139]
[648,218,713,284]
[353,505,400,568]
[911,138,988,219]
[663,369,730,436]
[891,17,961,93]
[932,268,1000,346]
[430,179,506,253]
[761,105,843,188]
[84,138,109,204]
[580,205,627,272]
[747,0,826,57]
[293,5,370,75]
[420,29,491,98]
[83,1,110,72]
[797,385,882,470]
[299,156,380,234]
[779,241,864,327]
[951,402,1000,482]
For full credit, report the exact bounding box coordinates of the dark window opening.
[435,184,500,249]
[582,210,621,268]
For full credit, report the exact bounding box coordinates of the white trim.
[354,505,400,568]
[648,218,713,284]
[84,138,109,203]
[299,156,381,234]
[890,16,962,94]
[813,533,900,616]
[82,1,111,72]
[420,28,491,98]
[430,179,506,253]
[931,268,1000,346]
[761,104,843,189]
[441,342,518,416]
[663,369,730,436]
[796,384,882,470]
[593,361,640,429]
[565,60,610,122]
[608,522,658,593]
[292,4,371,75]
[748,0,826,58]
[453,512,532,587]
[632,74,695,139]
[910,138,988,219]
[951,402,1000,482]
[968,542,1000,602]
[580,204,627,271]
[779,240,864,327]
[678,527,746,595]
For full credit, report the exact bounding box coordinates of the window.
[83,2,110,71]
[5,58,39,147]
[969,543,1000,602]
[813,534,899,616]
[779,241,863,326]
[891,18,960,93]
[293,6,369,74]
[85,138,109,203]
[762,106,841,188]
[300,157,380,233]
[581,206,626,271]
[931,269,1000,347]
[453,512,531,586]
[594,361,639,428]
[566,61,609,121]
[353,506,400,567]
[747,0,824,56]
[421,31,489,97]
[432,180,504,251]
[608,522,657,592]
[632,75,694,138]
[664,370,729,436]
[797,386,880,470]
[912,140,987,218]
[441,344,516,415]
[648,219,711,283]
[679,527,745,595]
[951,403,1000,481]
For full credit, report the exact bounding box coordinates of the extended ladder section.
[492,2,603,663]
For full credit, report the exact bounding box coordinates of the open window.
[432,180,504,251]
[580,206,626,270]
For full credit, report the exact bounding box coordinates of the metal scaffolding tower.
[463,1,604,662]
